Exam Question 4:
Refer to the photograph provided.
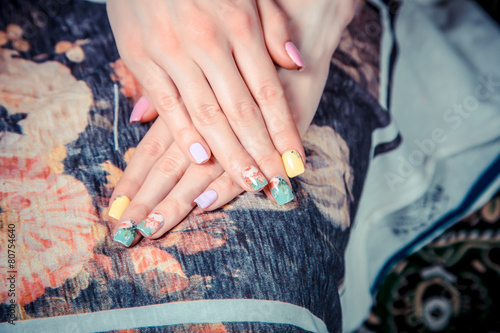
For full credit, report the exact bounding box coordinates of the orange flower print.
[0,48,92,158]
[0,156,98,305]
[110,58,143,104]
[162,210,231,255]
[143,215,162,230]
[269,176,281,189]
[129,247,189,296]
[242,166,268,191]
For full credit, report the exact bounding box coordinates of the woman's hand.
[109,0,360,246]
[107,0,306,197]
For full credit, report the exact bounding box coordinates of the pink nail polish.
[129,97,150,123]
[285,41,304,68]
[194,190,218,209]
[189,143,209,164]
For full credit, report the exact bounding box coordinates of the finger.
[173,17,294,202]
[115,142,195,243]
[112,219,143,248]
[109,119,173,220]
[257,0,304,69]
[194,172,243,211]
[229,12,306,179]
[135,159,225,239]
[130,90,157,123]
[153,54,270,194]
[197,170,295,211]
[124,57,212,165]
[139,101,159,122]
[195,55,293,196]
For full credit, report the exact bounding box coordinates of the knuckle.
[271,11,288,28]
[138,137,167,160]
[192,22,219,44]
[228,101,259,124]
[271,127,290,148]
[163,197,181,217]
[219,174,239,191]
[176,127,195,145]
[117,174,141,195]
[256,82,284,105]
[182,6,219,43]
[200,160,223,179]
[156,94,183,116]
[192,103,222,127]
[156,155,184,178]
[256,153,279,168]
[118,42,144,63]
[151,23,180,51]
[128,201,151,220]
[229,10,255,35]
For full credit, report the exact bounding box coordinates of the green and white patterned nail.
[269,176,294,205]
[137,212,164,237]
[242,166,268,191]
[113,220,137,247]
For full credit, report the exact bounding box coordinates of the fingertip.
[194,189,219,209]
[284,41,304,69]
[189,142,211,164]
[113,219,141,247]
[109,195,131,220]
[268,175,294,206]
[282,149,305,178]
[130,96,150,124]
[139,107,159,122]
[136,212,165,238]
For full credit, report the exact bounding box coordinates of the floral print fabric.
[0,1,389,332]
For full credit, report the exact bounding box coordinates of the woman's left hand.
[109,0,360,246]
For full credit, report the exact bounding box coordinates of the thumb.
[257,0,304,70]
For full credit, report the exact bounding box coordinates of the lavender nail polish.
[194,190,218,209]
[190,143,209,164]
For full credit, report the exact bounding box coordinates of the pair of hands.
[106,0,359,247]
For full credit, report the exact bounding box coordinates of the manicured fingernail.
[282,150,305,178]
[242,166,268,191]
[285,41,304,68]
[269,176,294,205]
[129,96,150,123]
[190,143,209,164]
[113,220,137,247]
[137,212,164,237]
[109,195,131,220]
[194,190,218,209]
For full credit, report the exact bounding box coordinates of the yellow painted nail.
[282,150,305,178]
[108,195,130,220]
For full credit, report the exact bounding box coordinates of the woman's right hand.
[107,0,307,198]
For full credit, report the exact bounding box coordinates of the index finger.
[229,12,306,178]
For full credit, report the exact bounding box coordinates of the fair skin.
[107,0,305,194]
[110,0,359,245]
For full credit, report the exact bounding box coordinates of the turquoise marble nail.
[113,220,137,247]
[269,176,294,205]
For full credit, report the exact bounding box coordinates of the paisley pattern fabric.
[360,191,500,332]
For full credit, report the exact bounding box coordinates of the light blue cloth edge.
[0,299,328,333]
